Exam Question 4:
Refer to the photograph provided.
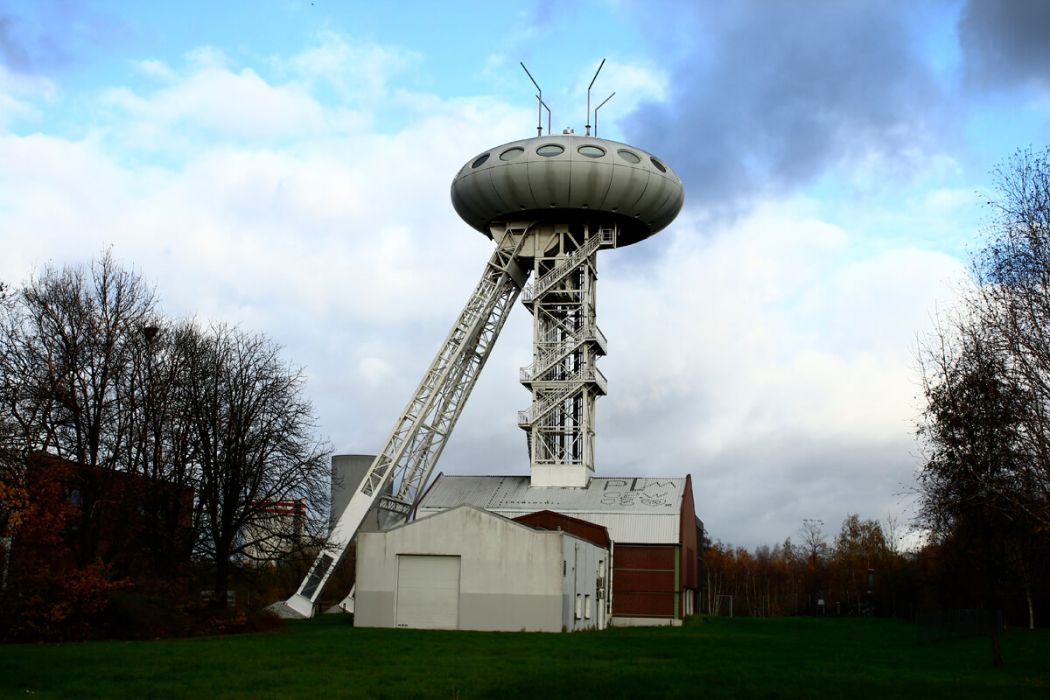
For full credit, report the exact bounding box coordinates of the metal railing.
[520,326,608,383]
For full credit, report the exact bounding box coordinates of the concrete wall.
[355,506,608,632]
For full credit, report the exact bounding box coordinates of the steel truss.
[518,226,615,487]
[284,225,531,617]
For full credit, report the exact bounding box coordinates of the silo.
[330,454,390,535]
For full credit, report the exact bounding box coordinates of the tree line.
[702,515,914,619]
[0,252,329,638]
[703,507,1046,633]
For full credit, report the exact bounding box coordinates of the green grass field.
[1,615,1047,699]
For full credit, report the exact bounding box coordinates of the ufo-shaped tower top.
[451,133,684,248]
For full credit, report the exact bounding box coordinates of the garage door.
[395,555,460,629]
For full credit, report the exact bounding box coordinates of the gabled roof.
[375,503,610,551]
[416,475,688,544]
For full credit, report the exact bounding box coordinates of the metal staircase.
[522,227,615,302]
[520,325,608,385]
[517,365,608,427]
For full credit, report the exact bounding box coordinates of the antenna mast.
[521,63,545,137]
[585,58,606,136]
[538,96,551,136]
[593,92,614,138]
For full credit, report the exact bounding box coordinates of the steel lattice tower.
[451,134,683,488]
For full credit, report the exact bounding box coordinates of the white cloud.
[133,59,177,82]
[923,186,972,211]
[280,31,421,103]
[101,65,328,140]
[358,356,394,387]
[186,46,228,70]
[0,65,56,127]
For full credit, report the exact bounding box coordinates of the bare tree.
[25,252,156,470]
[2,253,332,613]
[0,282,20,480]
[115,320,201,575]
[183,323,329,604]
[799,518,829,614]
[916,312,1031,661]
[972,146,1050,531]
[800,518,828,563]
[882,512,903,556]
[917,314,1025,533]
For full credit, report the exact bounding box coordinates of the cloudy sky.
[2,0,1049,548]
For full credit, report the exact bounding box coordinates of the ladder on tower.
[281,226,531,618]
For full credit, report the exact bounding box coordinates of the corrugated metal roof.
[416,475,685,544]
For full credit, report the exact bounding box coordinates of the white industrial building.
[416,474,701,625]
[354,505,610,632]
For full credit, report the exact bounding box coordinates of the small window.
[578,145,605,158]
[575,593,582,620]
[471,153,490,168]
[617,149,641,164]
[537,144,565,157]
[500,147,524,161]
[650,156,667,172]
[585,594,592,619]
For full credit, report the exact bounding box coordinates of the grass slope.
[1,616,1047,699]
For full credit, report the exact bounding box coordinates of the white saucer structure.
[452,133,683,246]
[283,131,683,618]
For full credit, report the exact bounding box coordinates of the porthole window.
[650,156,667,172]
[471,153,490,168]
[617,149,641,164]
[578,145,605,158]
[536,144,565,157]
[500,147,524,161]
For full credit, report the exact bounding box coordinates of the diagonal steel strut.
[284,225,531,617]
